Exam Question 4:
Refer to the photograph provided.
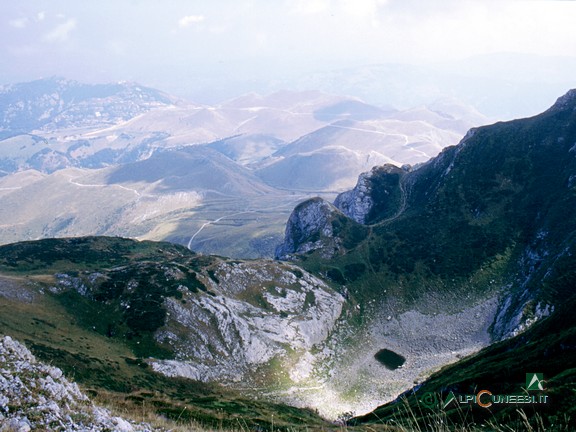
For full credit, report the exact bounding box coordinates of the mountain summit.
[279,87,576,333]
[273,88,576,420]
[1,89,576,427]
[547,88,576,113]
[0,77,176,136]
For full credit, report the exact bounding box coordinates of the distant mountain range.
[0,77,487,257]
[1,88,576,429]
[0,77,177,137]
[274,88,576,424]
[286,54,576,120]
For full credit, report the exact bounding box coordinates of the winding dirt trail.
[379,173,408,225]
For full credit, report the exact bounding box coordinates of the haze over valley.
[0,77,488,258]
[2,1,576,431]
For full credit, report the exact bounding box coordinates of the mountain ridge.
[0,236,340,428]
[0,77,177,137]
[0,77,485,259]
[6,81,576,427]
[271,88,576,419]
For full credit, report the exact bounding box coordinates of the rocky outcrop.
[153,260,344,384]
[275,197,343,260]
[0,335,151,431]
[334,164,406,224]
[546,88,576,113]
[274,163,406,260]
[334,171,374,224]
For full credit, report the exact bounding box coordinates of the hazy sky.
[2,0,576,103]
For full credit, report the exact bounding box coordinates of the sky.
[1,0,576,107]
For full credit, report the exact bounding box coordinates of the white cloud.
[8,11,46,29]
[341,0,387,17]
[290,0,330,15]
[43,18,77,43]
[289,0,389,17]
[9,17,29,29]
[178,15,205,28]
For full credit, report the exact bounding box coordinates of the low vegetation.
[0,238,332,431]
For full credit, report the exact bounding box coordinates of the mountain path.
[186,196,307,250]
[66,175,141,197]
[380,174,408,225]
[327,123,409,142]
[186,210,257,249]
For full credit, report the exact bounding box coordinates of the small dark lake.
[374,349,405,370]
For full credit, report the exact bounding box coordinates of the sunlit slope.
[0,236,337,430]
[273,90,576,418]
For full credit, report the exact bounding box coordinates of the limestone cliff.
[334,164,406,224]
[274,197,344,260]
[0,335,150,431]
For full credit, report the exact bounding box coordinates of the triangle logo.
[526,373,545,391]
[443,391,457,409]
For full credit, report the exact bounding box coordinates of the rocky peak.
[546,88,576,113]
[334,164,405,225]
[275,197,342,260]
[275,163,406,260]
[334,171,373,224]
[0,335,149,431]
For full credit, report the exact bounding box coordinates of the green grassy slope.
[292,91,576,326]
[282,91,576,429]
[0,236,333,431]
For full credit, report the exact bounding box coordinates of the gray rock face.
[0,335,151,431]
[275,197,342,260]
[334,164,407,224]
[334,171,374,224]
[548,88,576,113]
[152,261,344,383]
[274,164,407,259]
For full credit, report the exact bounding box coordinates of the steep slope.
[281,87,576,326]
[2,91,574,426]
[274,89,576,417]
[0,336,153,431]
[275,197,369,261]
[351,295,576,430]
[256,106,476,191]
[0,237,337,429]
[0,77,175,136]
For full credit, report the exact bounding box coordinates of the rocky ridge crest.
[275,197,344,260]
[334,164,407,224]
[0,335,151,432]
[333,171,374,224]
